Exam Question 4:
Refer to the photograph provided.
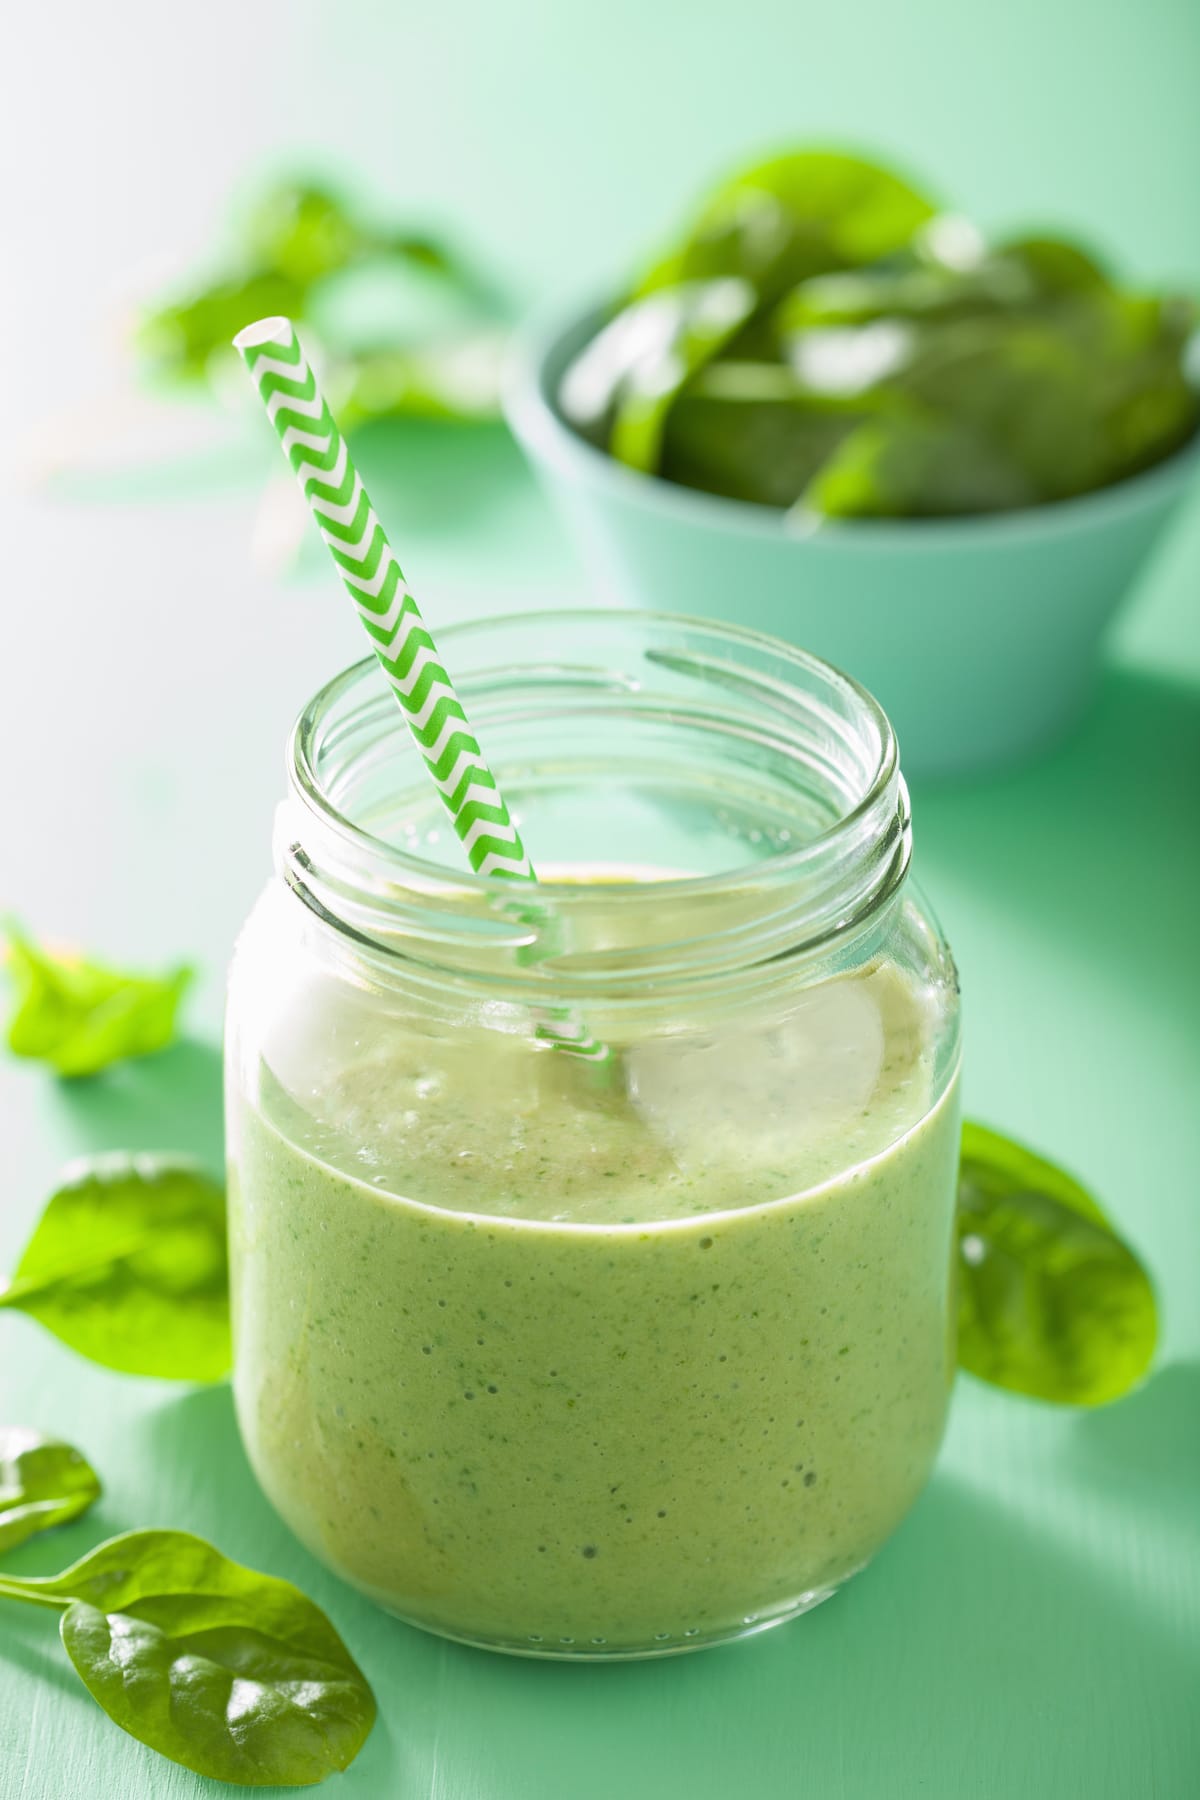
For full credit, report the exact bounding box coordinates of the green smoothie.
[228,957,959,1653]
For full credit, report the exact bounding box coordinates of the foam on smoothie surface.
[264,956,933,1225]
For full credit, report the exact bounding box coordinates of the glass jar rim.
[282,608,912,989]
[290,607,900,896]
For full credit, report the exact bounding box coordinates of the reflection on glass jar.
[225,611,962,1658]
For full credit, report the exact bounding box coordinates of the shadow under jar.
[225,610,962,1659]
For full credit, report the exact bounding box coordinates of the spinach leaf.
[661,363,870,506]
[778,262,991,332]
[244,179,465,288]
[788,290,1198,515]
[0,1430,101,1553]
[2,923,192,1077]
[893,316,1111,500]
[243,180,383,285]
[0,1529,376,1786]
[138,271,310,383]
[956,1122,1157,1406]
[560,280,756,472]
[777,234,1111,334]
[1067,291,1200,483]
[139,176,481,391]
[800,413,1037,518]
[995,234,1112,298]
[334,328,506,429]
[897,299,1197,499]
[0,1155,229,1381]
[639,150,937,303]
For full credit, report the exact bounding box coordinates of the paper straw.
[234,317,607,1063]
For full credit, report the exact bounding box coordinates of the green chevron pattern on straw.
[234,316,607,1063]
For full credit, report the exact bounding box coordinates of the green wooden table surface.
[3,2,1199,1794]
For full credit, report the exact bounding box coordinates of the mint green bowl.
[506,304,1200,777]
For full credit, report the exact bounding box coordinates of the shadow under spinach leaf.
[1064,1360,1200,1532]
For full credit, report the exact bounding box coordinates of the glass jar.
[225,611,961,1660]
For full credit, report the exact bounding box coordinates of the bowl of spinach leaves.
[507,149,1200,775]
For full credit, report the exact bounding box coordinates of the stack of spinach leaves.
[560,150,1199,517]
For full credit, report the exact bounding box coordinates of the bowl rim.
[504,295,1200,548]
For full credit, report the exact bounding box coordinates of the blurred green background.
[2,4,1198,1798]
[9,0,1200,403]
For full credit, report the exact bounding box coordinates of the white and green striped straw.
[234,316,606,1063]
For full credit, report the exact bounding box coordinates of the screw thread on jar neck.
[281,611,911,999]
